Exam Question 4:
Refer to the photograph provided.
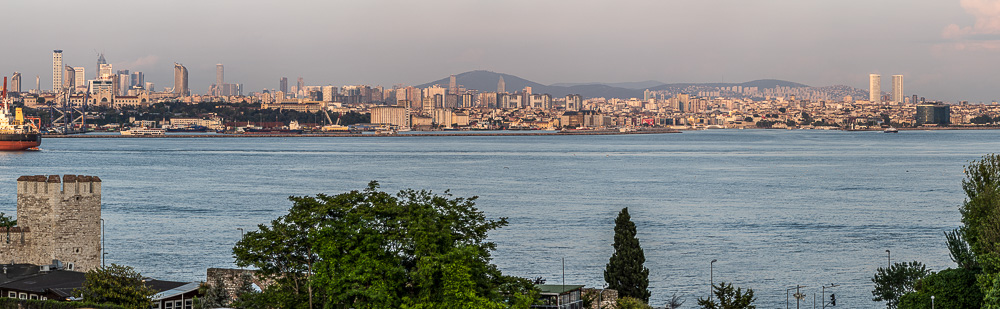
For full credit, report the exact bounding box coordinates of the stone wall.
[582,288,618,309]
[0,175,102,272]
[206,268,272,301]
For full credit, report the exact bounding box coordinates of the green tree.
[946,228,980,270]
[0,212,15,228]
[898,267,982,309]
[871,261,930,309]
[196,278,230,309]
[696,282,755,309]
[617,296,654,309]
[605,207,650,302]
[233,181,537,309]
[958,154,1000,303]
[74,264,156,309]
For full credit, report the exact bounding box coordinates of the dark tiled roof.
[0,270,86,294]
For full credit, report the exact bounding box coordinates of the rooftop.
[536,284,585,295]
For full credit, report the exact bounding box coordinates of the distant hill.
[418,71,813,99]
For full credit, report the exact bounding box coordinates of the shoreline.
[42,129,682,138]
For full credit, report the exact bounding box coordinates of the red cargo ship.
[0,77,41,151]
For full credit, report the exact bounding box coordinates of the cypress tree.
[604,207,651,302]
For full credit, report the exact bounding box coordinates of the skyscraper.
[497,76,505,93]
[52,50,63,91]
[297,77,304,97]
[449,75,458,95]
[131,72,144,89]
[11,72,21,93]
[174,63,189,96]
[216,64,224,87]
[73,67,86,92]
[63,66,75,90]
[96,53,106,80]
[280,77,288,93]
[869,74,881,103]
[99,64,113,80]
[892,75,904,104]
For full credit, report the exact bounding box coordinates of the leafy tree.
[196,278,229,309]
[958,154,1000,302]
[0,212,15,228]
[696,282,755,309]
[971,115,994,125]
[233,181,537,309]
[617,296,654,309]
[898,267,982,309]
[946,228,980,270]
[604,207,651,302]
[871,261,930,309]
[74,264,156,309]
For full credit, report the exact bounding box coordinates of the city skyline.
[2,0,999,102]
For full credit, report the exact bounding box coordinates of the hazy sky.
[4,0,999,102]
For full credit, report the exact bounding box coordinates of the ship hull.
[0,134,41,150]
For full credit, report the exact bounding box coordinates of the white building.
[73,67,86,92]
[869,73,881,103]
[892,75,904,104]
[371,106,409,129]
[52,50,63,91]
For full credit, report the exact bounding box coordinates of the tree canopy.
[232,181,537,309]
[696,282,755,309]
[871,261,930,309]
[74,264,156,309]
[604,207,651,302]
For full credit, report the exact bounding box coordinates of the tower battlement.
[2,175,102,272]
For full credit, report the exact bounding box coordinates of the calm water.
[0,130,992,307]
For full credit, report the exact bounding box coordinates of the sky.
[3,0,1000,102]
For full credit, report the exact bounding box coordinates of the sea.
[0,129,993,308]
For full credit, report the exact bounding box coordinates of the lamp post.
[100,219,105,267]
[931,295,935,309]
[822,284,839,309]
[786,285,806,309]
[710,259,717,301]
[237,228,245,270]
[102,252,108,267]
[886,249,891,268]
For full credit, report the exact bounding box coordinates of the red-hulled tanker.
[0,77,41,151]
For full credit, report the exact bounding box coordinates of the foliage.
[0,212,15,228]
[898,267,982,309]
[870,261,930,309]
[616,296,654,309]
[946,228,980,270]
[664,293,685,309]
[971,115,995,125]
[754,120,778,128]
[233,181,537,309]
[196,277,229,309]
[696,282,755,309]
[604,207,651,302]
[74,264,156,309]
[957,154,1000,303]
[0,298,126,309]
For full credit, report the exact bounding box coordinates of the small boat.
[121,127,166,136]
[883,127,899,133]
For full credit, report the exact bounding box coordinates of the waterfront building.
[52,50,63,91]
[915,103,950,125]
[869,74,880,103]
[892,75,903,104]
[372,106,409,129]
[173,63,189,97]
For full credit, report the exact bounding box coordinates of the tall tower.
[892,75,904,103]
[73,67,86,92]
[11,72,21,93]
[297,77,304,94]
[280,77,288,93]
[174,63,189,96]
[96,53,107,80]
[869,74,881,103]
[52,50,63,92]
[64,66,75,90]
[449,74,458,95]
[216,64,224,88]
[497,76,505,93]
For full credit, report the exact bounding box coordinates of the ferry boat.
[0,77,41,151]
[121,127,166,136]
[883,127,899,133]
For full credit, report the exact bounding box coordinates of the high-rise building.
[96,53,107,80]
[216,64,224,88]
[297,77,304,97]
[73,67,86,92]
[131,72,144,89]
[280,77,288,93]
[52,50,63,91]
[99,64,113,80]
[11,72,21,93]
[173,63,189,96]
[869,74,881,103]
[449,75,458,95]
[497,76,505,93]
[145,82,154,92]
[915,103,950,125]
[892,75,903,104]
[63,66,75,90]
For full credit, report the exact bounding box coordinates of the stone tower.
[0,175,102,272]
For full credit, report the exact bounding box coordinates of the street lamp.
[931,295,935,309]
[100,219,105,267]
[102,252,108,267]
[237,227,244,238]
[786,285,806,309]
[822,284,839,309]
[710,259,718,301]
[886,249,891,268]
